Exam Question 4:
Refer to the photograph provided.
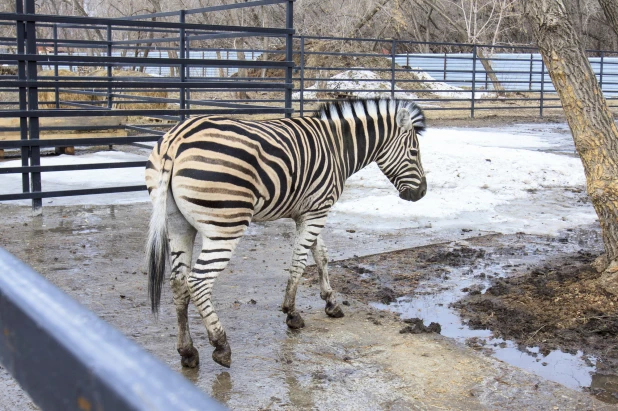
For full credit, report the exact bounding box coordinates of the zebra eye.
[410,149,418,156]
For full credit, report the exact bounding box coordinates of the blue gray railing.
[0,247,227,410]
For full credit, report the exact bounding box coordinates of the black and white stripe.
[145,98,427,368]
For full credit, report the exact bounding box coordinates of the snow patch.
[0,151,150,206]
[0,123,596,236]
[293,69,417,100]
[411,68,493,99]
[292,67,494,100]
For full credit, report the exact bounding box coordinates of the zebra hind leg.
[282,216,327,329]
[167,194,199,368]
[311,235,344,318]
[187,235,243,368]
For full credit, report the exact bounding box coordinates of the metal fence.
[0,247,227,410]
[291,35,618,117]
[2,3,618,210]
[0,0,295,212]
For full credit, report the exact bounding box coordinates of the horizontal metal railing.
[0,247,227,410]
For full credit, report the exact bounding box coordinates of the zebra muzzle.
[399,177,427,202]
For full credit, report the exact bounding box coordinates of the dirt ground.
[0,202,614,410]
[455,250,618,403]
[305,226,618,404]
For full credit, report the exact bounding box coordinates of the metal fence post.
[179,10,186,122]
[300,35,305,117]
[25,0,41,213]
[16,0,29,197]
[53,24,59,109]
[540,56,545,117]
[471,44,477,118]
[107,25,113,109]
[528,53,533,91]
[186,31,191,112]
[599,51,605,91]
[391,39,396,99]
[285,0,294,118]
[443,52,447,81]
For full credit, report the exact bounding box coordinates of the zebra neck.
[326,116,390,180]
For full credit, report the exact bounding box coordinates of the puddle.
[372,233,618,402]
[71,228,100,234]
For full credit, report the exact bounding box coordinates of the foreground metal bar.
[0,248,227,411]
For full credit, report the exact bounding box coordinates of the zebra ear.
[396,108,413,130]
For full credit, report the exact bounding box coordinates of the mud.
[399,318,442,335]
[455,252,618,403]
[305,226,618,404]
[303,237,496,307]
[0,204,613,410]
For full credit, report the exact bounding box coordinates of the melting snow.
[292,68,493,101]
[293,69,417,100]
[411,68,493,99]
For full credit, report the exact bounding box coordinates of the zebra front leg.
[282,217,326,329]
[311,235,344,318]
[187,237,241,368]
[167,195,200,368]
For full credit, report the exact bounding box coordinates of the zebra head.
[376,104,427,202]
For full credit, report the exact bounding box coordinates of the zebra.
[145,98,427,368]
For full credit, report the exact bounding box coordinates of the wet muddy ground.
[455,249,618,403]
[0,203,614,410]
[305,226,618,404]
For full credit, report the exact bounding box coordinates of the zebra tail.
[146,159,171,316]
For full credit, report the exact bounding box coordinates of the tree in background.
[524,0,618,293]
[599,0,618,37]
[3,0,617,53]
[415,0,517,95]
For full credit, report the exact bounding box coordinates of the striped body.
[145,98,427,368]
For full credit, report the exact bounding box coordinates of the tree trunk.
[139,18,156,73]
[416,0,505,94]
[168,49,178,77]
[524,0,618,292]
[216,50,226,78]
[599,0,618,38]
[469,48,504,97]
[236,50,249,100]
[345,0,390,38]
[477,48,505,96]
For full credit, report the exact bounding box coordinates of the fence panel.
[0,0,295,211]
[3,27,618,207]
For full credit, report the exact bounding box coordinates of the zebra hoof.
[325,302,345,318]
[178,346,200,368]
[212,342,232,368]
[286,311,305,329]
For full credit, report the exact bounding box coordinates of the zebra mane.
[312,98,426,135]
